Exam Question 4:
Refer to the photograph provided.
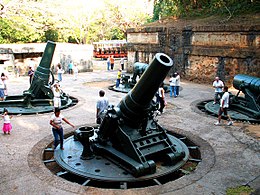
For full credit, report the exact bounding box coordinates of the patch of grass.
[226,185,254,195]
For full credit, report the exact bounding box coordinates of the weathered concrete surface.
[127,22,260,85]
[0,60,259,195]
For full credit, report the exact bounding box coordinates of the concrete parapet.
[126,24,260,85]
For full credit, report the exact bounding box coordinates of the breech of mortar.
[94,53,187,177]
[232,74,260,118]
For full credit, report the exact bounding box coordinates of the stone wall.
[126,25,260,85]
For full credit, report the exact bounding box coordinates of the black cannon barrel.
[31,41,56,86]
[233,74,260,94]
[118,53,173,127]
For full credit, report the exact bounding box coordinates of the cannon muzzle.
[233,74,260,94]
[118,53,173,127]
[232,74,260,117]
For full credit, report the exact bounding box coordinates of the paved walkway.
[0,69,259,195]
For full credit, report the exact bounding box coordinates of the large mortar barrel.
[233,74,260,94]
[118,53,173,127]
[30,41,56,87]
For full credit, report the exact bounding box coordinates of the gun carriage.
[54,53,193,185]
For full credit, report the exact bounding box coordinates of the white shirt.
[158,87,164,98]
[53,88,61,98]
[120,58,124,64]
[213,80,224,92]
[0,79,5,89]
[96,97,109,116]
[73,66,78,73]
[176,75,180,86]
[169,77,177,86]
[57,68,63,74]
[3,115,11,123]
[220,92,229,108]
[51,114,64,128]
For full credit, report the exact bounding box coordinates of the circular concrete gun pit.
[29,128,215,192]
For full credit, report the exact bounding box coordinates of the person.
[214,86,233,126]
[169,74,177,98]
[96,90,109,124]
[120,57,124,70]
[116,69,122,88]
[0,76,5,101]
[68,61,73,74]
[50,108,75,150]
[158,83,166,114]
[106,57,110,71]
[2,108,13,135]
[175,72,181,97]
[73,64,78,80]
[1,73,8,96]
[14,66,20,77]
[57,63,63,82]
[212,76,224,104]
[110,55,115,71]
[28,59,35,71]
[51,83,62,108]
[28,67,34,85]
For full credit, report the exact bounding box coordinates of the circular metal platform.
[196,99,260,124]
[54,133,189,182]
[109,84,173,94]
[108,85,131,93]
[42,129,202,189]
[0,96,78,115]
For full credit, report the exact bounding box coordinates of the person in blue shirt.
[68,61,74,74]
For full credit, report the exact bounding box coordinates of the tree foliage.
[0,0,258,44]
[0,0,152,44]
[152,0,259,21]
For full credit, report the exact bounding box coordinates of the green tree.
[0,0,152,43]
[44,29,59,42]
[151,0,259,21]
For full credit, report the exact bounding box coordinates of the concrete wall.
[126,25,260,85]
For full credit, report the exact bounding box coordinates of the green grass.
[226,185,254,195]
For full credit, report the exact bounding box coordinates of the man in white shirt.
[212,76,224,104]
[214,86,233,126]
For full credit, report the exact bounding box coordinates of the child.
[2,108,13,135]
[50,108,75,150]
